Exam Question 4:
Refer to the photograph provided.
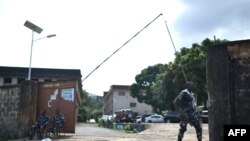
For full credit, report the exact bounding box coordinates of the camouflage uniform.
[36,112,49,129]
[175,86,202,141]
[54,112,65,128]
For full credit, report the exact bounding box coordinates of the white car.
[89,119,96,124]
[145,114,164,123]
[136,116,142,123]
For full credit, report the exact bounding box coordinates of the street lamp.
[24,20,56,80]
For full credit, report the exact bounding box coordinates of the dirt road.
[54,123,209,141]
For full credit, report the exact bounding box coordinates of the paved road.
[54,123,209,141]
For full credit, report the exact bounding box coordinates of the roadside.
[9,123,209,141]
[53,123,209,141]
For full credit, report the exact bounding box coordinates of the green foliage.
[78,90,103,123]
[130,64,167,113]
[98,119,113,128]
[124,124,131,131]
[130,38,228,112]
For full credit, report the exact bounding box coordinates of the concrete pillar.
[207,40,250,141]
[18,80,38,137]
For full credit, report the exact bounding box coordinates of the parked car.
[164,111,180,123]
[135,116,142,123]
[89,119,96,124]
[141,114,153,123]
[99,115,114,122]
[145,114,164,123]
[114,109,135,123]
[201,110,208,123]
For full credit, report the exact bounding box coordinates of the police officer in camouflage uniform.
[54,109,65,129]
[29,110,49,139]
[36,110,49,130]
[174,81,202,141]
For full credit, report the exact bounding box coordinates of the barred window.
[130,102,136,107]
[44,79,52,82]
[18,78,25,84]
[118,91,125,96]
[4,77,12,84]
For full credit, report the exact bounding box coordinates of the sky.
[1,0,250,96]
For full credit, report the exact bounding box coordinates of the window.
[4,77,12,84]
[31,78,38,82]
[18,78,25,84]
[130,102,136,107]
[44,79,52,82]
[139,90,146,96]
[118,91,125,96]
[151,115,160,118]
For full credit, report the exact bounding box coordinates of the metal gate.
[37,80,80,133]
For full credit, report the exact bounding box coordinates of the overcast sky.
[1,0,250,96]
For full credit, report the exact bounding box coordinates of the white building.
[103,85,153,116]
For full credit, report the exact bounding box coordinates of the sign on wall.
[61,88,74,102]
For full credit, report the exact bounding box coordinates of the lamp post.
[24,20,56,80]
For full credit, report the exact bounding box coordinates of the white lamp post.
[24,20,56,80]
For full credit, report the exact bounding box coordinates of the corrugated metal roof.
[0,66,81,79]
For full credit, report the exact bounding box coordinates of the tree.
[130,64,167,113]
[78,90,89,122]
[78,91,103,123]
[131,38,228,112]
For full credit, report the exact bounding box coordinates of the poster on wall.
[50,89,58,100]
[61,88,74,102]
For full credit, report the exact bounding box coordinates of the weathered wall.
[0,85,21,138]
[207,43,231,141]
[0,81,37,139]
[18,81,38,138]
[227,41,250,124]
[207,40,250,141]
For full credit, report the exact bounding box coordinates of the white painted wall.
[12,78,18,85]
[0,77,3,86]
[112,88,153,115]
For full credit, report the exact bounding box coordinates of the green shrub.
[133,128,138,133]
[124,124,131,132]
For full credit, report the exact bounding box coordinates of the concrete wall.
[103,92,113,115]
[0,81,37,139]
[112,88,153,115]
[207,40,250,141]
[0,85,21,139]
[0,77,3,85]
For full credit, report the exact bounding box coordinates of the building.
[0,66,83,135]
[103,85,153,116]
[0,66,82,86]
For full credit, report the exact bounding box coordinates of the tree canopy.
[78,91,103,122]
[130,38,227,112]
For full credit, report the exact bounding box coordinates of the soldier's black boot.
[177,128,186,141]
[177,133,183,141]
[196,128,202,141]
